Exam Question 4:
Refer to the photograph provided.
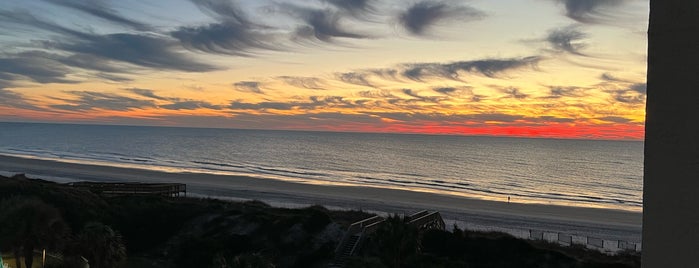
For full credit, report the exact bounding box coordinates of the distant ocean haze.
[0,122,643,211]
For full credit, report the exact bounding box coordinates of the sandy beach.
[0,154,642,243]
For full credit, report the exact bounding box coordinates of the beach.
[0,154,642,246]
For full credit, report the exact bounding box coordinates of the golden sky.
[0,0,649,140]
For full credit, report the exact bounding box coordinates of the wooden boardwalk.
[70,181,186,197]
[330,210,445,267]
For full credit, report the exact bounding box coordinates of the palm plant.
[370,215,420,268]
[74,222,127,268]
[0,197,69,268]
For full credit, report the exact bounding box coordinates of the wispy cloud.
[398,1,484,35]
[52,33,219,72]
[277,76,326,90]
[160,100,222,110]
[399,56,541,81]
[545,86,587,98]
[172,0,280,56]
[189,0,251,24]
[0,88,41,110]
[322,0,376,17]
[0,51,76,85]
[125,88,170,101]
[501,87,529,99]
[555,0,624,24]
[42,0,152,31]
[50,91,157,111]
[231,96,361,111]
[233,81,264,94]
[278,4,371,43]
[337,72,374,87]
[629,83,646,94]
[546,25,588,55]
[0,9,219,75]
[597,115,632,123]
[172,22,280,56]
[51,89,223,112]
[608,86,645,104]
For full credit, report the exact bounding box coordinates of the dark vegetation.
[0,174,640,267]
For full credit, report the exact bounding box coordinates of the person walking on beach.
[508,196,510,203]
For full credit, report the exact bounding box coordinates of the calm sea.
[0,122,643,211]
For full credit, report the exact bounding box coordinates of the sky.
[0,0,649,140]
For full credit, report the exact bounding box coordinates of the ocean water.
[0,122,643,211]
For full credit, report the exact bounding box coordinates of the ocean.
[0,122,643,212]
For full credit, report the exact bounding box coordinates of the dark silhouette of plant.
[230,252,275,268]
[74,222,127,268]
[0,197,69,268]
[369,215,420,268]
[209,251,275,268]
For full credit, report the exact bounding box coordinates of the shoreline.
[0,154,642,243]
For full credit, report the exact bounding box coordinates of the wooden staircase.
[330,215,385,267]
[329,211,445,267]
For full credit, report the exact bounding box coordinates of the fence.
[528,229,640,252]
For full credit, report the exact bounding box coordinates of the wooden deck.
[69,181,186,197]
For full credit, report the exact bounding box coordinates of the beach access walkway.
[330,210,445,267]
[69,181,186,197]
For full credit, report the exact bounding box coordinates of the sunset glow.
[0,0,649,140]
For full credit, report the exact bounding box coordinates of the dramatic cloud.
[43,0,151,31]
[546,25,588,55]
[556,0,624,23]
[50,91,157,111]
[400,56,541,81]
[233,81,264,94]
[398,1,484,35]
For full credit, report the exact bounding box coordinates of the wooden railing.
[408,210,445,231]
[332,215,385,267]
[69,181,186,197]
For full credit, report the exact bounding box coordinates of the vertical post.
[42,249,46,268]
[643,0,699,266]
